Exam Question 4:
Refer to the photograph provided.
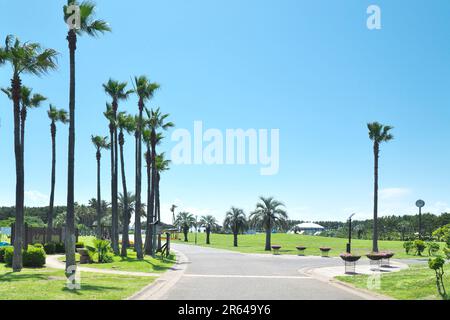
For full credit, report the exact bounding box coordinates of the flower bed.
[366,252,385,260]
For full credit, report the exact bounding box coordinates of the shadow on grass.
[62,284,123,296]
[0,272,51,283]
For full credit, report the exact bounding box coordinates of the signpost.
[346,213,356,253]
[415,200,425,239]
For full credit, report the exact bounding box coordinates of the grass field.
[336,263,450,300]
[174,232,444,259]
[0,264,155,300]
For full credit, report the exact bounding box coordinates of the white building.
[289,222,325,236]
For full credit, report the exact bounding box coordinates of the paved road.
[160,244,365,300]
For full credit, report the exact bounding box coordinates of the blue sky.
[1,0,450,223]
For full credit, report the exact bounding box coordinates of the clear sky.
[1,0,450,224]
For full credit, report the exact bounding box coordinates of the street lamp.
[346,213,356,254]
[415,200,425,239]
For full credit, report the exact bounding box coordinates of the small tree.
[428,256,447,300]
[224,208,247,247]
[200,215,219,245]
[175,212,195,242]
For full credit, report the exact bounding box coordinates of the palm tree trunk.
[372,143,379,253]
[119,132,129,257]
[12,74,23,272]
[112,123,119,255]
[150,134,157,257]
[109,125,116,245]
[206,228,210,245]
[134,103,144,259]
[96,149,102,239]
[184,226,188,242]
[233,232,238,247]
[47,122,56,243]
[156,173,162,252]
[265,218,272,251]
[65,29,77,277]
[144,146,153,255]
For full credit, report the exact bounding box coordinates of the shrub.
[0,246,13,263]
[4,247,14,266]
[403,241,414,255]
[33,243,43,249]
[23,246,46,268]
[44,243,56,255]
[93,239,113,263]
[428,256,447,299]
[427,242,440,256]
[75,242,85,249]
[444,246,450,259]
[55,242,65,254]
[414,240,426,256]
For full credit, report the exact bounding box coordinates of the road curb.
[127,249,190,300]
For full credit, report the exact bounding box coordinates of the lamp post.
[346,213,356,254]
[415,200,425,239]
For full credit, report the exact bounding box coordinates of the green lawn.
[336,263,450,300]
[0,264,155,300]
[175,232,443,259]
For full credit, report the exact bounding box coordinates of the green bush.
[23,246,46,268]
[4,247,14,266]
[33,243,43,249]
[55,242,65,254]
[92,239,113,263]
[75,242,85,249]
[44,243,56,255]
[414,240,426,256]
[0,246,13,263]
[427,242,440,256]
[403,241,414,254]
[444,246,450,259]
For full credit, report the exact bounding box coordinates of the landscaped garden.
[175,232,446,259]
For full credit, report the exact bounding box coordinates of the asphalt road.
[160,243,365,300]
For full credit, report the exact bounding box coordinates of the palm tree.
[63,0,111,276]
[250,197,288,251]
[46,105,69,242]
[116,112,135,256]
[143,129,163,254]
[367,122,394,252]
[175,212,196,242]
[103,80,133,255]
[224,207,247,247]
[144,107,174,256]
[132,76,159,259]
[200,215,219,245]
[171,205,178,225]
[91,135,110,239]
[0,35,57,271]
[155,153,171,251]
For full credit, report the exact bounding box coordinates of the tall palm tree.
[250,197,288,251]
[0,35,57,271]
[103,79,133,255]
[144,107,174,256]
[143,129,163,254]
[174,212,196,242]
[200,215,219,245]
[367,122,394,252]
[46,105,69,242]
[91,135,110,239]
[155,153,171,251]
[224,207,247,247]
[63,0,111,276]
[116,112,135,256]
[132,76,159,259]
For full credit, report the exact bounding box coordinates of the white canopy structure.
[290,222,325,235]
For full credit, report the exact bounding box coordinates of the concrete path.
[46,254,159,277]
[146,243,382,300]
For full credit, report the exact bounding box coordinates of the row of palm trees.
[175,197,289,250]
